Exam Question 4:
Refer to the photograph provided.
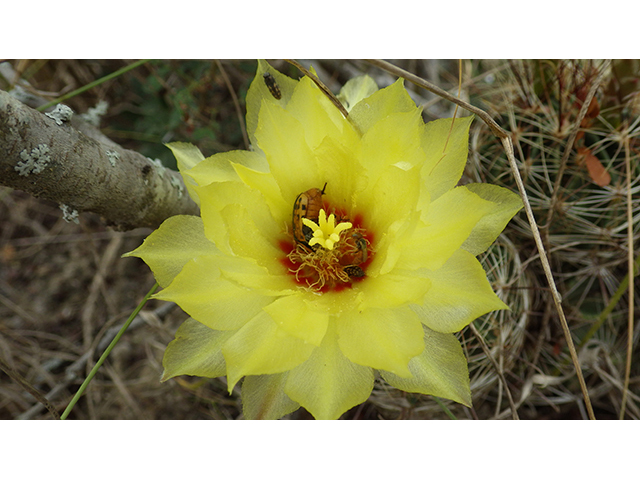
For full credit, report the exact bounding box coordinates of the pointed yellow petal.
[285,320,374,420]
[242,373,300,420]
[161,318,234,381]
[461,184,523,255]
[337,75,378,112]
[166,141,205,173]
[380,325,472,407]
[349,78,417,135]
[123,215,216,288]
[393,186,495,272]
[186,150,268,188]
[223,310,315,391]
[337,306,424,377]
[166,142,205,203]
[286,75,346,151]
[420,116,474,202]
[246,60,299,148]
[412,249,509,333]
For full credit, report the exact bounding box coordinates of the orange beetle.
[292,183,326,246]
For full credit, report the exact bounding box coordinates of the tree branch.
[0,89,199,230]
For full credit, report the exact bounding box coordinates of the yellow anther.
[302,209,352,251]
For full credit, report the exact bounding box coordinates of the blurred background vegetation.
[1,59,638,419]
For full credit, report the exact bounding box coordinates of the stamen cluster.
[287,208,370,291]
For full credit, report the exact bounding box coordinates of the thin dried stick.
[468,323,519,419]
[285,59,350,119]
[215,60,250,151]
[0,356,60,419]
[620,129,635,420]
[367,59,596,420]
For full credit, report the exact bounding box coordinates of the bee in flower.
[125,60,523,419]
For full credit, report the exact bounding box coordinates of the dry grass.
[1,59,637,419]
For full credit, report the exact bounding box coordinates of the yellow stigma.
[302,209,352,250]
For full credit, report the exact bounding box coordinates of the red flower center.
[279,196,374,293]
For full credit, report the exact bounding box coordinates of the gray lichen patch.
[59,204,79,224]
[79,100,109,126]
[15,144,52,176]
[106,150,120,167]
[148,158,166,176]
[170,175,184,198]
[45,104,74,125]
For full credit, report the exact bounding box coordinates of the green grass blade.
[37,59,150,112]
[60,282,159,420]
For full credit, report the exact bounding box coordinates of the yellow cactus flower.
[125,60,523,419]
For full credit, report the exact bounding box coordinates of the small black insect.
[344,265,365,278]
[263,72,282,100]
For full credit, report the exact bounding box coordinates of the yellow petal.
[285,75,347,151]
[285,320,375,419]
[123,215,217,288]
[393,186,495,272]
[245,60,299,149]
[195,181,282,261]
[186,149,268,188]
[255,100,323,203]
[263,294,329,346]
[412,249,509,333]
[461,183,523,255]
[223,310,315,391]
[357,164,420,244]
[161,318,234,381]
[380,325,472,407]
[154,256,273,330]
[221,203,284,271]
[337,306,425,377]
[242,373,300,420]
[420,116,474,202]
[349,78,417,135]
[166,142,205,203]
[233,162,290,224]
[337,75,378,112]
[360,108,425,185]
[356,270,431,310]
[313,135,365,213]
